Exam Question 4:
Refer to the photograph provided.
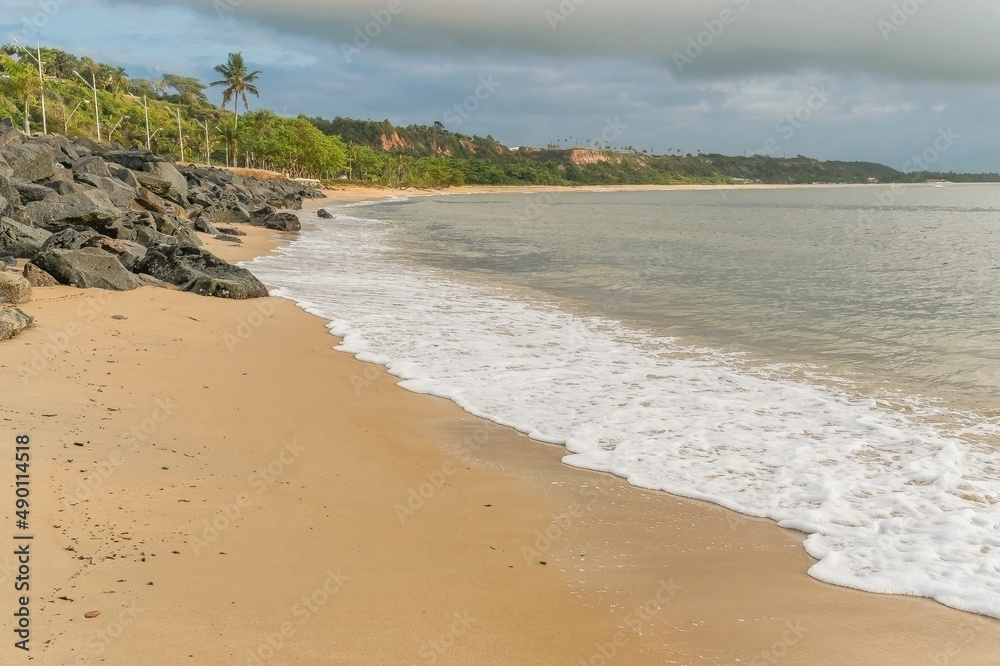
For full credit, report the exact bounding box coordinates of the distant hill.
[3,45,998,187]
[307,116,1000,186]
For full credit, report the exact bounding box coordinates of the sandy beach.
[3,188,999,665]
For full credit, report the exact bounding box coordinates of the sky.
[3,0,1000,172]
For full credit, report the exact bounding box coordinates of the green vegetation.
[2,45,998,187]
[0,47,344,178]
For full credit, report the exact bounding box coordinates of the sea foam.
[246,207,1000,619]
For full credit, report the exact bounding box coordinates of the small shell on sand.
[84,610,101,619]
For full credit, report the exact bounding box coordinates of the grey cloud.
[103,0,1000,81]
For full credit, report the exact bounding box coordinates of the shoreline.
[4,192,999,664]
[320,180,994,202]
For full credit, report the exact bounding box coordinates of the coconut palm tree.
[216,117,239,167]
[210,52,260,129]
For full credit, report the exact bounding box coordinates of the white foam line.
[245,209,1000,619]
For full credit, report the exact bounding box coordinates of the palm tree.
[210,52,260,129]
[216,117,239,167]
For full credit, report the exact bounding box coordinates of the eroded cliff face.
[379,132,411,152]
[568,149,624,166]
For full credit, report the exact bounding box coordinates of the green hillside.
[2,45,997,188]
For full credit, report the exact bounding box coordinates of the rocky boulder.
[23,263,58,287]
[132,186,167,214]
[44,179,83,196]
[134,226,177,248]
[0,176,20,205]
[200,202,250,225]
[72,155,112,179]
[318,208,333,219]
[0,306,33,341]
[0,143,55,182]
[31,247,144,291]
[0,217,51,258]
[109,165,139,189]
[134,171,174,197]
[259,212,301,232]
[0,272,32,304]
[144,161,188,199]
[173,225,203,247]
[26,189,122,231]
[75,173,136,209]
[250,205,276,225]
[40,226,104,252]
[0,117,22,148]
[193,217,220,235]
[82,236,147,272]
[102,149,161,171]
[138,244,268,299]
[12,178,53,203]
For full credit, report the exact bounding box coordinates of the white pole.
[144,96,150,150]
[92,72,100,142]
[175,107,184,162]
[8,36,46,134]
[195,119,210,166]
[75,70,100,141]
[36,44,46,134]
[64,99,84,135]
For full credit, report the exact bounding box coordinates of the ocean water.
[246,185,1000,618]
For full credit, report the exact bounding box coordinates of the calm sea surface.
[247,184,1000,618]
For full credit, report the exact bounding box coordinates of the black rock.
[0,117,22,149]
[249,205,276,226]
[260,212,301,232]
[201,203,250,225]
[72,155,112,179]
[138,244,268,299]
[193,217,220,235]
[317,208,333,219]
[12,178,54,203]
[74,173,136,209]
[0,143,55,182]
[101,149,162,171]
[45,179,85,196]
[39,226,104,252]
[0,217,52,259]
[31,247,144,291]
[82,236,147,272]
[134,225,178,249]
[25,190,122,231]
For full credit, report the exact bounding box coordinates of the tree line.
[3,46,997,187]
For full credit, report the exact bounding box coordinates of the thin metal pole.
[8,36,47,134]
[76,70,101,141]
[144,96,151,150]
[92,72,100,141]
[175,107,184,162]
[64,99,85,135]
[36,44,46,134]
[195,119,210,166]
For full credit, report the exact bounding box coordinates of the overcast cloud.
[4,0,1000,171]
[107,0,1000,81]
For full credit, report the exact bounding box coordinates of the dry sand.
[1,189,999,665]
